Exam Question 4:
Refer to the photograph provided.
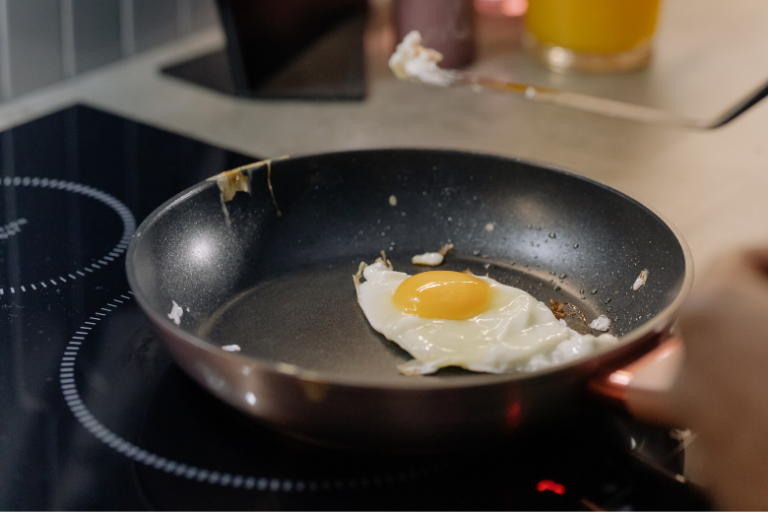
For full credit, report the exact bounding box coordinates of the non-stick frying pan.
[126,149,691,450]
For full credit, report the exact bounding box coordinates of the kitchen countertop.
[1,0,767,286]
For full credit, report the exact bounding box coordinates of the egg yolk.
[393,271,491,320]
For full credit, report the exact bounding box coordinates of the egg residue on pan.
[354,256,618,375]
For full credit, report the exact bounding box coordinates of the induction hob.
[0,105,711,510]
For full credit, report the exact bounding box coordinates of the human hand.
[628,247,768,510]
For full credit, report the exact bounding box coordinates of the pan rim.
[126,148,694,391]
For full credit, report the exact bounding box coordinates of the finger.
[619,336,687,427]
[625,387,683,427]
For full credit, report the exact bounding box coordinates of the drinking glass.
[525,0,662,72]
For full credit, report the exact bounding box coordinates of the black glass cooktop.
[0,105,711,510]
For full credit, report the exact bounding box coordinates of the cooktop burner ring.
[59,295,430,493]
[0,177,136,298]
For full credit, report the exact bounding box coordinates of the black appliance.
[163,0,367,101]
[0,105,710,510]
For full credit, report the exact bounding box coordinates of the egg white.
[356,260,618,375]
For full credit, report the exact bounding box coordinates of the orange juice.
[525,0,661,71]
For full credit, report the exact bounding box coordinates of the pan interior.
[130,150,687,382]
[197,254,603,378]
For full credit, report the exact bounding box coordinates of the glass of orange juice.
[524,0,662,72]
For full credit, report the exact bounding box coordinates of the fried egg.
[355,258,617,375]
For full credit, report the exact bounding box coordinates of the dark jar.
[394,0,475,68]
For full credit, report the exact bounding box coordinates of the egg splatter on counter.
[354,256,618,375]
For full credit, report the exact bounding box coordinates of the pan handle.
[588,335,683,424]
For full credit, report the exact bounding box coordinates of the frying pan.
[126,149,691,451]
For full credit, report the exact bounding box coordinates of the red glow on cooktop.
[537,479,566,495]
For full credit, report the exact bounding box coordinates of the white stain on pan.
[411,243,453,267]
[411,252,444,266]
[59,295,433,492]
[0,177,136,299]
[168,300,184,325]
[589,315,611,331]
[632,269,649,291]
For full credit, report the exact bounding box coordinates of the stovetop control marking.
[0,177,136,297]
[0,218,27,239]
